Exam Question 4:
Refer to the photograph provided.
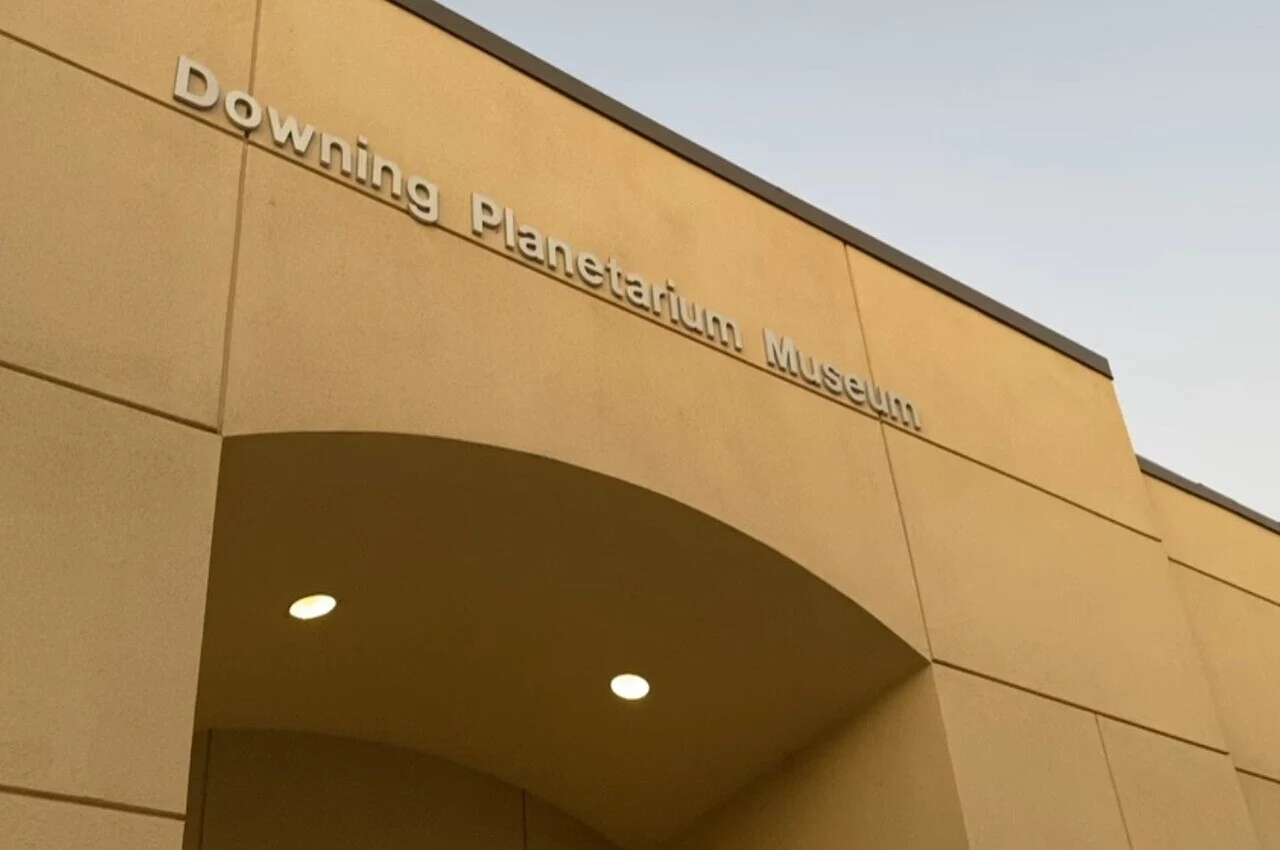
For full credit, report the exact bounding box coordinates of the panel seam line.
[844,247,934,657]
[0,26,1163,543]
[214,0,265,431]
[933,659,1230,756]
[236,137,1162,546]
[0,360,216,433]
[1095,714,1138,850]
[0,783,184,822]
[1169,557,1280,612]
[1238,765,1280,787]
[0,28,243,144]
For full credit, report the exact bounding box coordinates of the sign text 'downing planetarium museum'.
[173,56,923,431]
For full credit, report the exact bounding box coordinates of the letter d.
[174,55,219,109]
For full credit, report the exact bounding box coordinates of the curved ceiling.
[195,433,924,848]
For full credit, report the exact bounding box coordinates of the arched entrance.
[185,432,924,848]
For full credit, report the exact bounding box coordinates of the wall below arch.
[185,730,616,850]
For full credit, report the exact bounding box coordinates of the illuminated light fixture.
[610,673,650,701]
[289,594,337,620]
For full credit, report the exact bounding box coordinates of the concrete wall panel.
[849,248,1152,532]
[1098,717,1261,850]
[0,369,220,812]
[669,669,970,850]
[1175,566,1280,781]
[0,795,181,850]
[934,666,1129,850]
[889,431,1223,747]
[0,0,255,106]
[197,731,526,850]
[0,38,241,424]
[1241,773,1280,850]
[1146,476,1280,604]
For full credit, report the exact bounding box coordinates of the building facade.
[3,1,1280,848]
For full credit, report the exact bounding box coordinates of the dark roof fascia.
[1138,456,1280,537]
[388,0,1113,377]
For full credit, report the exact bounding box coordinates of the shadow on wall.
[188,667,967,850]
[189,432,926,848]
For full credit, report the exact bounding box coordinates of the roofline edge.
[1138,456,1280,537]
[387,0,1114,378]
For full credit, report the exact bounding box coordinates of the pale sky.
[443,0,1280,519]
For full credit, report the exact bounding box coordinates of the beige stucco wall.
[1242,773,1280,850]
[934,665,1262,850]
[1,6,241,844]
[0,795,183,850]
[0,35,241,425]
[1141,474,1280,849]
[191,731,615,850]
[888,430,1222,747]
[0,369,219,845]
[1147,475,1280,604]
[3,0,1279,847]
[219,147,928,653]
[847,249,1154,534]
[670,669,970,850]
[1098,716,1261,850]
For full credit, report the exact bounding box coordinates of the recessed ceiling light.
[289,594,337,620]
[610,673,650,701]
